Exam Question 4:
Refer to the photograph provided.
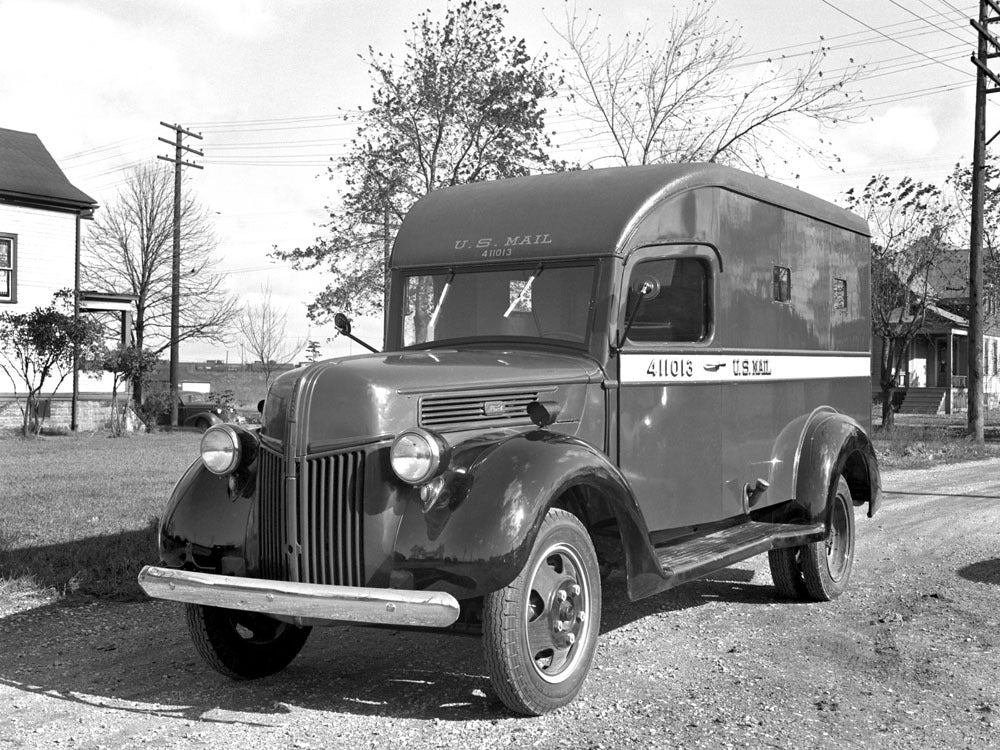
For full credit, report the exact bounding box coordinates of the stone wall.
[0,396,118,432]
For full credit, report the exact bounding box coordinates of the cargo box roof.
[391,163,868,268]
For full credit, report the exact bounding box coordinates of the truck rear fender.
[391,431,663,600]
[766,406,881,524]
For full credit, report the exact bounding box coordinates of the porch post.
[946,331,954,414]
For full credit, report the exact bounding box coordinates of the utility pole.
[158,122,203,427]
[969,0,1000,443]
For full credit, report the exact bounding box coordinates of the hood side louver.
[419,389,544,429]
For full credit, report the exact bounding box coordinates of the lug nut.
[555,621,565,632]
[556,590,568,602]
[576,611,587,623]
[570,584,581,596]
[565,633,576,645]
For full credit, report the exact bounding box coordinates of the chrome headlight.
[390,428,448,484]
[201,425,241,475]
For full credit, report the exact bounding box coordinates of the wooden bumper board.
[138,565,461,628]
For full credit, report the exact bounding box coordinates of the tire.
[767,546,808,599]
[768,476,856,602]
[185,604,311,679]
[483,508,602,715]
[800,477,856,601]
[194,418,210,431]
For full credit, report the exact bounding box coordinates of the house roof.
[925,250,970,299]
[0,127,97,212]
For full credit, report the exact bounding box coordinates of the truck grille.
[258,444,365,586]
[419,389,540,428]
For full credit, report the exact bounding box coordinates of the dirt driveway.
[1,460,999,749]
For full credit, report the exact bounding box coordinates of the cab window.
[627,257,710,343]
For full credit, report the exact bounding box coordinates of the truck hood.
[262,348,603,452]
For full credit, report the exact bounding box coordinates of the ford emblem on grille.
[483,401,506,417]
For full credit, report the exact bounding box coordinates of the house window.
[773,265,791,303]
[992,340,998,377]
[0,234,15,304]
[833,278,848,311]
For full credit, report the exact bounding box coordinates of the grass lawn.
[871,412,1000,469]
[2,413,998,613]
[0,431,200,608]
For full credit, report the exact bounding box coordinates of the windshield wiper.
[428,269,454,331]
[503,265,543,319]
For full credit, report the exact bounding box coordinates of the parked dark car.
[139,164,880,715]
[156,400,236,430]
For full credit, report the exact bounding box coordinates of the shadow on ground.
[957,557,1000,586]
[0,558,784,723]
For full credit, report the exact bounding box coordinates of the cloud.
[0,1,182,152]
[174,0,282,39]
[841,105,940,166]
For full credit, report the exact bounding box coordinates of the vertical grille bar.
[352,452,365,585]
[257,444,365,586]
[258,446,286,580]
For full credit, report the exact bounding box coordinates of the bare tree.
[82,162,237,402]
[553,0,864,171]
[236,283,306,386]
[845,175,956,429]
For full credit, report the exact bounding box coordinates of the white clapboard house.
[0,127,130,430]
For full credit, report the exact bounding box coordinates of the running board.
[655,520,826,588]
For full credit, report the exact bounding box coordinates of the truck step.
[655,520,826,587]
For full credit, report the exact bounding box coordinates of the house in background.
[883,251,1000,415]
[0,127,131,430]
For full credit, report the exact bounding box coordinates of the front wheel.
[482,508,602,715]
[185,604,311,679]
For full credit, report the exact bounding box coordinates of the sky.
[0,0,984,361]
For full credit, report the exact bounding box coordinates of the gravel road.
[1,460,999,749]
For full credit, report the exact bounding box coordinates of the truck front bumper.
[137,565,461,628]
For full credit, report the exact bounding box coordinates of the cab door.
[616,244,724,534]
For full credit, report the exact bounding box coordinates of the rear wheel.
[800,477,855,600]
[767,546,808,599]
[483,508,601,715]
[767,476,856,602]
[185,604,311,679]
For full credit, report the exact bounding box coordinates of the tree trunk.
[880,385,896,430]
[878,335,896,430]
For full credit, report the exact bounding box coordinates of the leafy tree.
[944,158,1000,309]
[274,0,561,322]
[304,340,322,363]
[553,0,864,171]
[845,176,956,429]
[88,344,159,436]
[235,283,306,386]
[82,162,237,403]
[0,290,101,436]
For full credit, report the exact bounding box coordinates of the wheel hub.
[524,544,593,682]
[551,584,583,644]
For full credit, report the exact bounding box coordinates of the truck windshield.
[401,263,597,347]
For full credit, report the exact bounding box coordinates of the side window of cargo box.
[627,257,710,343]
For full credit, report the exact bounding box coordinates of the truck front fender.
[158,458,254,574]
[766,407,880,525]
[392,430,661,600]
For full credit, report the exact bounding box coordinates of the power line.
[890,0,971,45]
[817,0,973,78]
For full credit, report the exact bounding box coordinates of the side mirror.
[631,276,661,300]
[334,312,352,336]
[616,275,662,353]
